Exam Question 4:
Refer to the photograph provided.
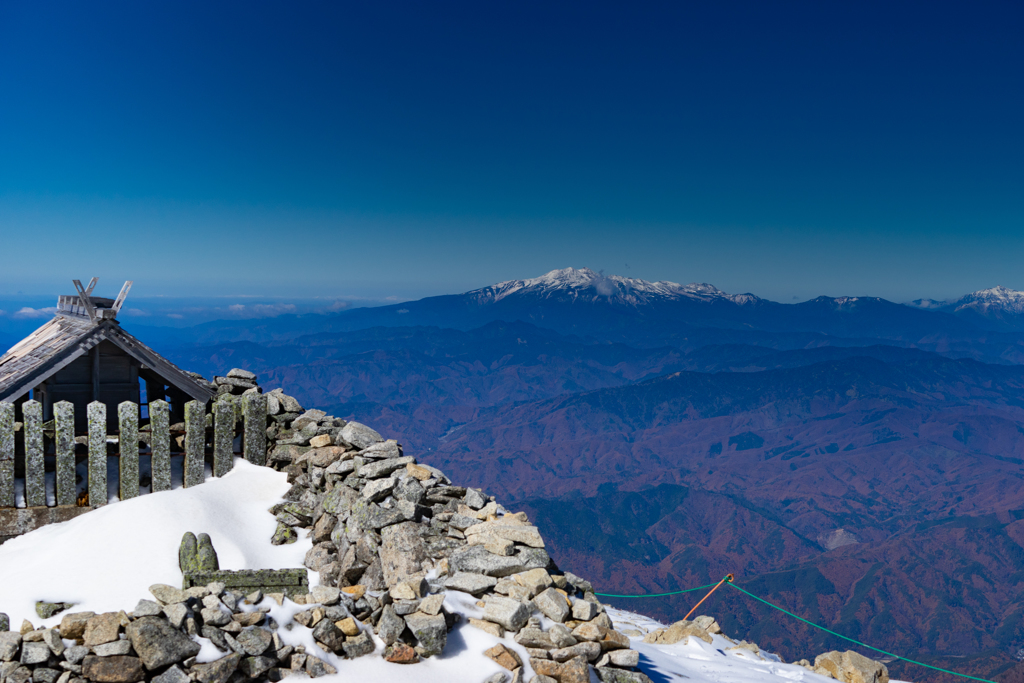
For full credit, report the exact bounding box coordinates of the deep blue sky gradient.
[1,1,1021,302]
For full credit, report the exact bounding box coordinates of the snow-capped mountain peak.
[471,267,758,306]
[953,285,1024,314]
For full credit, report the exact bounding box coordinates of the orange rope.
[682,574,734,621]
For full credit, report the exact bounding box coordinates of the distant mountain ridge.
[471,266,761,306]
[912,285,1024,331]
[126,269,1024,361]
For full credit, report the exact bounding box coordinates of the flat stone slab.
[182,569,308,597]
[0,506,91,545]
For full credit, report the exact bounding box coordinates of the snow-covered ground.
[0,460,910,682]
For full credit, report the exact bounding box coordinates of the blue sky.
[0,1,1021,305]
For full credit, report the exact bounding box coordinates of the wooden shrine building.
[0,279,215,431]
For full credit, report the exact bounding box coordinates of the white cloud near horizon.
[12,306,57,319]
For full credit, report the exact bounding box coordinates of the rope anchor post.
[682,573,734,622]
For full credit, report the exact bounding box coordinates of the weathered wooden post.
[54,401,76,506]
[23,400,44,507]
[149,399,171,492]
[0,402,13,508]
[184,400,206,487]
[213,400,234,478]
[88,401,107,507]
[243,392,267,466]
[119,401,139,500]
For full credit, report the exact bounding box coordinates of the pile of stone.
[0,581,344,683]
[3,370,886,683]
[210,370,257,397]
[257,384,651,683]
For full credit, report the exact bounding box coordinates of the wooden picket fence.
[0,394,267,509]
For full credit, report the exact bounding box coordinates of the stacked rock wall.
[257,377,652,683]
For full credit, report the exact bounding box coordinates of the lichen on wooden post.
[23,400,44,507]
[118,401,139,500]
[0,402,14,508]
[243,392,267,466]
[54,401,76,506]
[184,400,206,487]
[149,399,170,492]
[213,399,234,478]
[88,401,107,507]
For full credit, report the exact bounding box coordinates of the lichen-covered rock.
[405,612,447,657]
[271,522,298,545]
[125,616,201,670]
[178,533,198,574]
[196,533,219,570]
[34,602,71,620]
[342,631,375,658]
[347,498,404,532]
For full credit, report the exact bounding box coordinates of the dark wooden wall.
[39,340,141,431]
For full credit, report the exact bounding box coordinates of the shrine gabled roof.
[0,314,214,404]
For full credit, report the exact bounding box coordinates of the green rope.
[594,579,995,682]
[727,582,996,683]
[593,581,720,599]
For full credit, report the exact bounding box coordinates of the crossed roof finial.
[70,278,133,322]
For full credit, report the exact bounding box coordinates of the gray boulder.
[450,545,549,577]
[20,642,50,665]
[151,665,189,683]
[0,634,20,663]
[342,631,375,658]
[444,572,499,595]
[595,668,654,683]
[347,498,404,532]
[234,628,273,657]
[534,587,570,623]
[192,652,241,683]
[405,612,447,658]
[125,617,202,670]
[341,422,384,449]
[377,606,405,645]
[0,632,21,661]
[380,522,429,586]
[483,596,530,632]
[359,456,415,480]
